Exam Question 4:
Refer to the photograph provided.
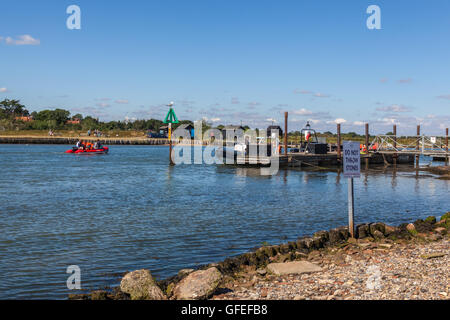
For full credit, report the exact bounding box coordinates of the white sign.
[430,137,436,144]
[343,141,361,178]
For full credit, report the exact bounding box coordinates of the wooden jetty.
[234,152,415,168]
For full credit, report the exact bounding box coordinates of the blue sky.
[1,0,450,134]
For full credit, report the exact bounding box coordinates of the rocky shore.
[69,212,450,300]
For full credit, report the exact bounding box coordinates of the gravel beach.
[213,236,449,300]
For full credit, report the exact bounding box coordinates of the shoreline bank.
[69,211,450,300]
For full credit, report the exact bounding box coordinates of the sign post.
[163,103,179,166]
[343,141,361,238]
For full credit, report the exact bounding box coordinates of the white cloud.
[231,97,240,104]
[293,108,313,115]
[313,93,331,98]
[0,87,8,93]
[5,34,40,45]
[115,99,129,104]
[96,102,110,108]
[398,78,412,84]
[353,121,365,126]
[327,118,347,124]
[376,104,412,113]
[294,89,312,94]
[248,102,261,107]
[437,95,450,100]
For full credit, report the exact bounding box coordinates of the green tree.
[0,99,29,118]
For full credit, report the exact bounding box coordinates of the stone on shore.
[384,224,399,236]
[120,269,167,300]
[267,261,322,276]
[178,268,195,277]
[172,267,222,300]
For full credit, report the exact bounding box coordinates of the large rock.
[267,261,322,276]
[383,224,399,236]
[120,269,166,300]
[329,227,350,244]
[356,224,370,239]
[369,223,386,237]
[413,219,434,233]
[172,267,222,300]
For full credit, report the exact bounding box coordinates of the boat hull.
[65,147,109,154]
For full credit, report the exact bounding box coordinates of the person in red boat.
[93,140,102,149]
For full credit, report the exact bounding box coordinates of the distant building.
[159,125,169,138]
[66,119,81,124]
[221,125,245,140]
[267,125,283,138]
[175,124,195,139]
[15,116,33,122]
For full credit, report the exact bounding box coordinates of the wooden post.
[365,123,369,169]
[416,125,420,168]
[337,123,341,159]
[446,128,449,166]
[393,125,397,166]
[284,112,288,156]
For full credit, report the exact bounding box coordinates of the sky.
[1,0,450,135]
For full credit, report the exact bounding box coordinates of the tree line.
[0,99,177,132]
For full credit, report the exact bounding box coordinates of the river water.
[0,144,448,299]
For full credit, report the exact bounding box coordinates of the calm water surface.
[0,144,449,299]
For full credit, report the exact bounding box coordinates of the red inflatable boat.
[65,146,109,154]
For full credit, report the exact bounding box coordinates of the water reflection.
[391,168,397,189]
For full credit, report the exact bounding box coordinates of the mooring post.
[169,123,174,166]
[446,128,449,166]
[393,124,397,166]
[284,112,288,156]
[365,123,369,169]
[416,125,420,168]
[337,123,341,160]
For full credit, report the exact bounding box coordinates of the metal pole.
[446,128,449,166]
[393,125,397,166]
[169,123,174,166]
[365,123,369,169]
[348,177,355,238]
[284,112,288,156]
[337,123,341,160]
[416,125,420,168]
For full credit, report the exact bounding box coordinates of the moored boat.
[65,146,109,154]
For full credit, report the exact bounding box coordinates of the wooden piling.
[393,125,397,166]
[337,123,341,160]
[446,128,449,166]
[416,125,420,168]
[365,123,369,169]
[284,112,288,156]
